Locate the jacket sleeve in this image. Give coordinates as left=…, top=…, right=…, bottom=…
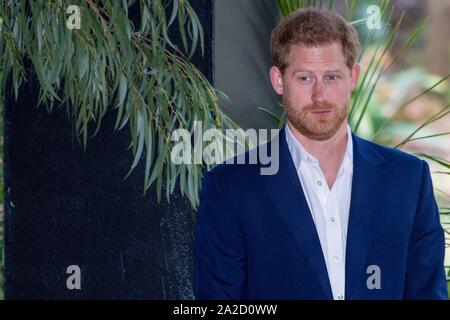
left=194, top=169, right=248, bottom=299
left=404, top=160, right=448, bottom=299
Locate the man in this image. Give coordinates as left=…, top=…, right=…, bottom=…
left=195, top=8, right=448, bottom=300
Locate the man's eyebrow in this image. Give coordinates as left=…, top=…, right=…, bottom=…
left=292, top=69, right=313, bottom=73
left=326, top=70, right=345, bottom=74
left=292, top=69, right=345, bottom=74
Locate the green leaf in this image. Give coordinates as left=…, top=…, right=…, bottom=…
left=168, top=0, right=179, bottom=27
left=258, top=107, right=282, bottom=123
left=415, top=153, right=450, bottom=170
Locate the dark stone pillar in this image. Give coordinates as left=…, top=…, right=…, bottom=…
left=4, top=0, right=213, bottom=299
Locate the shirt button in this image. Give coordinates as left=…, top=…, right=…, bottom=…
left=330, top=217, right=335, bottom=223
left=333, top=256, right=339, bottom=261
left=337, top=295, right=344, bottom=300
left=317, top=181, right=322, bottom=186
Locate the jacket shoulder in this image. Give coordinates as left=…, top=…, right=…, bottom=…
left=355, top=135, right=424, bottom=169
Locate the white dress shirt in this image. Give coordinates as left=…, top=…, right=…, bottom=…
left=285, top=123, right=354, bottom=300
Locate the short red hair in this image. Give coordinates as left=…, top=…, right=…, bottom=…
left=271, top=8, right=361, bottom=72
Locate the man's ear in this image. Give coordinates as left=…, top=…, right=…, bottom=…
left=350, top=63, right=360, bottom=91
left=269, top=66, right=284, bottom=95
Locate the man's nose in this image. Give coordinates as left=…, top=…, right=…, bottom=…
left=312, top=80, right=325, bottom=102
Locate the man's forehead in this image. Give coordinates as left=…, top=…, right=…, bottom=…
left=286, top=42, right=347, bottom=67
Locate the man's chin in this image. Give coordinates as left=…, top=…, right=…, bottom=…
left=297, top=122, right=340, bottom=141
left=305, top=131, right=337, bottom=141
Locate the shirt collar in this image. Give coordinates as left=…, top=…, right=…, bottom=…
left=285, top=122, right=353, bottom=170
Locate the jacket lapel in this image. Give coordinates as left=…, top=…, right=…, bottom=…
left=262, top=127, right=333, bottom=299
left=262, top=127, right=387, bottom=299
left=345, top=133, right=386, bottom=299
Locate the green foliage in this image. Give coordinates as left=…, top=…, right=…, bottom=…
left=0, top=211, right=2, bottom=300
left=0, top=108, right=3, bottom=300
left=0, top=0, right=240, bottom=209
left=448, top=279, right=450, bottom=298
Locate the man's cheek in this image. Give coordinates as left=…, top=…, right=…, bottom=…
left=293, top=90, right=312, bottom=103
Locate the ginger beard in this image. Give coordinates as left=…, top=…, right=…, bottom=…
left=283, top=95, right=348, bottom=141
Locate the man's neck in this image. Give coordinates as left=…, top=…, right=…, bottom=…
left=287, top=121, right=348, bottom=159
left=287, top=121, right=349, bottom=188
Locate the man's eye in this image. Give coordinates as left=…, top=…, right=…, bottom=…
left=326, top=75, right=338, bottom=80
left=298, top=76, right=310, bottom=81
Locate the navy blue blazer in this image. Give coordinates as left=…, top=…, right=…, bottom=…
left=195, top=126, right=448, bottom=299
